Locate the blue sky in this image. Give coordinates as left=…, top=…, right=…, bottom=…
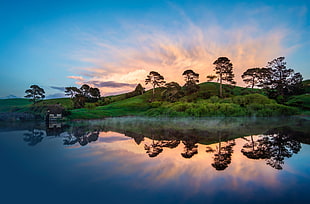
left=1, top=0, right=309, bottom=98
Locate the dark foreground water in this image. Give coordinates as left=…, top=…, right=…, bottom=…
left=0, top=117, right=309, bottom=204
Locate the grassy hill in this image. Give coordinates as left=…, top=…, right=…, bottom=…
left=1, top=81, right=308, bottom=120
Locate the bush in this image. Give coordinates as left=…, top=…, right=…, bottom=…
left=85, top=103, right=96, bottom=110
left=233, top=94, right=273, bottom=106
left=208, top=96, right=220, bottom=103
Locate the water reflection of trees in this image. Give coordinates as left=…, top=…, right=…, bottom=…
left=206, top=132, right=235, bottom=171
left=181, top=135, right=198, bottom=159
left=23, top=129, right=45, bottom=146
left=241, top=127, right=302, bottom=170
left=19, top=119, right=308, bottom=171
left=144, top=130, right=180, bottom=157
left=63, top=126, right=99, bottom=146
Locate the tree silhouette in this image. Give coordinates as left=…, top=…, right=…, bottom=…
left=162, top=82, right=183, bottom=102
left=183, top=69, right=199, bottom=84
left=65, top=87, right=81, bottom=98
left=89, top=87, right=101, bottom=100
left=241, top=135, right=271, bottom=160
left=241, top=68, right=270, bottom=89
left=80, top=84, right=90, bottom=97
left=206, top=132, right=235, bottom=171
left=182, top=70, right=200, bottom=95
left=24, top=85, right=45, bottom=104
left=145, top=71, right=166, bottom=99
left=181, top=135, right=198, bottom=159
left=263, top=57, right=304, bottom=101
left=213, top=57, right=236, bottom=98
left=264, top=127, right=301, bottom=170
left=63, top=126, right=99, bottom=147
left=144, top=139, right=163, bottom=157
left=242, top=127, right=302, bottom=170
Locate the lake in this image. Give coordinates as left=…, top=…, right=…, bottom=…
left=0, top=117, right=309, bottom=204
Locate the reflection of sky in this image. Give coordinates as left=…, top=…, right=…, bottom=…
left=69, top=132, right=308, bottom=198
left=1, top=129, right=310, bottom=203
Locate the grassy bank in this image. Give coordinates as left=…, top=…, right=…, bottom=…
left=1, top=82, right=308, bottom=120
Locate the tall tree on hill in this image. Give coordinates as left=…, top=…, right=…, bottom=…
left=162, top=82, right=183, bottom=102
left=241, top=68, right=270, bottom=89
left=182, top=69, right=200, bottom=94
left=89, top=87, right=101, bottom=99
left=145, top=71, right=166, bottom=99
left=80, top=84, right=91, bottom=97
left=24, top=85, right=45, bottom=104
left=263, top=57, right=304, bottom=100
left=183, top=69, right=199, bottom=84
left=65, top=87, right=81, bottom=98
left=213, top=57, right=236, bottom=98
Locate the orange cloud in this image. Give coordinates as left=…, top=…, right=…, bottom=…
left=68, top=18, right=293, bottom=95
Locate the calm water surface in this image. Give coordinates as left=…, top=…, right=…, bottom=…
left=0, top=117, right=309, bottom=204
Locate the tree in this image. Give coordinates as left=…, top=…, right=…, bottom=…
left=213, top=57, right=236, bottom=98
left=162, top=82, right=183, bottom=102
left=80, top=84, right=90, bottom=97
left=65, top=87, right=81, bottom=98
left=241, top=68, right=270, bottom=89
left=206, top=75, right=217, bottom=82
left=24, top=85, right=45, bottom=104
left=145, top=71, right=166, bottom=99
left=73, top=94, right=86, bottom=108
left=89, top=87, right=101, bottom=99
left=263, top=57, right=304, bottom=100
left=134, top=83, right=145, bottom=95
left=182, top=70, right=200, bottom=94
left=183, top=69, right=199, bottom=84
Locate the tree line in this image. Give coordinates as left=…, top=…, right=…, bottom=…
left=24, top=56, right=304, bottom=105
left=144, top=56, right=304, bottom=102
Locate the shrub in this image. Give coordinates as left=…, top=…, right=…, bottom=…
left=85, top=103, right=96, bottom=110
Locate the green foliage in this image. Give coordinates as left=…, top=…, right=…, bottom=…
left=286, top=94, right=310, bottom=110
left=24, top=85, right=45, bottom=104
left=85, top=103, right=96, bottom=110
left=232, top=94, right=273, bottom=106
left=302, top=80, right=310, bottom=93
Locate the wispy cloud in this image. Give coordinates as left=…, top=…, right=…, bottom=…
left=46, top=93, right=66, bottom=99
left=50, top=86, right=65, bottom=91
left=89, top=81, right=136, bottom=88
left=67, top=4, right=298, bottom=95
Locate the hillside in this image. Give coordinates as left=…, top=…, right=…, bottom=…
left=1, top=81, right=309, bottom=120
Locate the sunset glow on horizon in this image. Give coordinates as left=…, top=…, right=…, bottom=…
left=1, top=0, right=309, bottom=98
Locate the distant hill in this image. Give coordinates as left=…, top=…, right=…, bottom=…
left=0, top=95, right=18, bottom=99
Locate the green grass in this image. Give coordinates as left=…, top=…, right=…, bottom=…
left=39, top=98, right=73, bottom=109
left=1, top=81, right=308, bottom=120
left=0, top=98, right=32, bottom=112
left=286, top=94, right=310, bottom=110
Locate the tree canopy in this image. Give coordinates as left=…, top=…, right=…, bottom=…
left=213, top=57, right=236, bottom=98
left=24, top=85, right=45, bottom=104
left=262, top=57, right=304, bottom=101
left=145, top=71, right=165, bottom=99
left=242, top=67, right=270, bottom=89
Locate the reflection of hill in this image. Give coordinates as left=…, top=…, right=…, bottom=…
left=97, top=117, right=310, bottom=145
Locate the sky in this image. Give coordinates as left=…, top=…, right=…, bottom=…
left=0, top=0, right=309, bottom=98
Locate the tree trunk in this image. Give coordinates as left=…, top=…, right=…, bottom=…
left=219, top=75, right=223, bottom=98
